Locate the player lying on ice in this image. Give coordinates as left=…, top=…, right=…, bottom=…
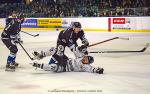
left=31, top=46, right=104, bottom=74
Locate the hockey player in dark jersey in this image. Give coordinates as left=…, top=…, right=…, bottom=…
left=1, top=13, right=25, bottom=71
left=48, top=22, right=89, bottom=65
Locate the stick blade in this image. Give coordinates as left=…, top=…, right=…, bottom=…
left=119, top=37, right=129, bottom=40
left=34, top=34, right=39, bottom=37
left=145, top=43, right=149, bottom=48
left=141, top=43, right=149, bottom=52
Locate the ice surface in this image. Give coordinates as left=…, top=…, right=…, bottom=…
left=0, top=30, right=150, bottom=94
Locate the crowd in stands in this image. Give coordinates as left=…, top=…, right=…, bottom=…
left=0, top=0, right=150, bottom=18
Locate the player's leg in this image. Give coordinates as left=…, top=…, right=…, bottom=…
left=48, top=44, right=66, bottom=64
left=2, top=39, right=18, bottom=71
left=32, top=47, right=57, bottom=60
left=56, top=44, right=65, bottom=56
left=32, top=62, right=65, bottom=73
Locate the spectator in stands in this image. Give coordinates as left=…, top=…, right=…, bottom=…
left=0, top=0, right=149, bottom=17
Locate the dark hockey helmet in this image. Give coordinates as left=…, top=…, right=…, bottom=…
left=72, top=22, right=81, bottom=28
left=10, top=11, right=17, bottom=18
left=17, top=13, right=24, bottom=19
left=87, top=56, right=94, bottom=64
left=17, top=13, right=25, bottom=23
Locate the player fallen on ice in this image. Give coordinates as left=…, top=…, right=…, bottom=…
left=1, top=13, right=25, bottom=71
left=31, top=47, right=104, bottom=74
left=49, top=22, right=89, bottom=65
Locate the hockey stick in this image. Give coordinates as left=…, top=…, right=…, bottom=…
left=88, top=37, right=129, bottom=47
left=20, top=31, right=39, bottom=37
left=18, top=42, right=34, bottom=60
left=89, top=43, right=149, bottom=53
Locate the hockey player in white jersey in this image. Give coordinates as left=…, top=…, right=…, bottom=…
left=31, top=46, right=104, bottom=74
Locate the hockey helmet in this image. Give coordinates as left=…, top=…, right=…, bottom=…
left=87, top=56, right=94, bottom=64
left=72, top=22, right=81, bottom=28
left=17, top=13, right=25, bottom=19
left=11, top=11, right=17, bottom=18
left=82, top=56, right=94, bottom=64
left=17, top=13, right=25, bottom=23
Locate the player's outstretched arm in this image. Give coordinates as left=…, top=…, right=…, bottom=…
left=83, top=64, right=104, bottom=74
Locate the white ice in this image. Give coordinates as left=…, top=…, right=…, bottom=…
left=0, top=30, right=150, bottom=94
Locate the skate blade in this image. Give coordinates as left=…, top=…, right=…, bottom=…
left=5, top=68, right=15, bottom=72
left=15, top=64, right=19, bottom=67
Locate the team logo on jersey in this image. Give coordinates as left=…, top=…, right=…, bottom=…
left=61, top=39, right=66, bottom=43
left=69, top=39, right=73, bottom=43
left=58, top=45, right=64, bottom=51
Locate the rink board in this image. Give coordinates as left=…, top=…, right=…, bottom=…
left=0, top=17, right=150, bottom=32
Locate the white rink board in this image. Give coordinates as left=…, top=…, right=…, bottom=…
left=0, top=17, right=150, bottom=31
left=62, top=17, right=108, bottom=29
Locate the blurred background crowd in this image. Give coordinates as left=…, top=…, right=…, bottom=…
left=0, top=0, right=150, bottom=18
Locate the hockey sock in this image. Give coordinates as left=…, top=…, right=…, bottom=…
left=7, top=54, right=16, bottom=64
left=48, top=57, right=56, bottom=64
left=13, top=56, right=16, bottom=62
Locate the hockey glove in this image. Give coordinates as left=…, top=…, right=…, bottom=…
left=11, top=34, right=23, bottom=44
left=78, top=45, right=87, bottom=53
left=14, top=38, right=23, bottom=44
left=82, top=40, right=89, bottom=46
left=94, top=67, right=104, bottom=74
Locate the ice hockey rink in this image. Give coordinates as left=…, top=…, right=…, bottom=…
left=0, top=30, right=150, bottom=94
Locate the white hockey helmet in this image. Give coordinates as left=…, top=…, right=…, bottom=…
left=87, top=56, right=94, bottom=64
left=82, top=56, right=94, bottom=64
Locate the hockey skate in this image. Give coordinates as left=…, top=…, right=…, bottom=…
left=14, top=62, right=19, bottom=67
left=30, top=62, right=43, bottom=70
left=95, top=67, right=104, bottom=74
left=5, top=63, right=15, bottom=72
left=32, top=62, right=42, bottom=68
left=32, top=51, right=44, bottom=60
